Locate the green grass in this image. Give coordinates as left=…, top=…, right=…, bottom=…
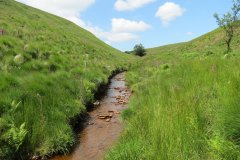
left=0, top=1, right=133, bottom=159
left=2, top=1, right=240, bottom=159
left=106, top=22, right=240, bottom=159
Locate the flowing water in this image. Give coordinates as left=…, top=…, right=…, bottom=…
left=52, top=72, right=130, bottom=160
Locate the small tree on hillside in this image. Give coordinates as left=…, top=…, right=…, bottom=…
left=214, top=13, right=234, bottom=53
left=133, top=44, right=146, bottom=57
left=232, top=0, right=240, bottom=20
left=214, top=0, right=240, bottom=53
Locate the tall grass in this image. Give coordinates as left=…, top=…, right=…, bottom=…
left=106, top=22, right=240, bottom=159
left=107, top=58, right=240, bottom=159
left=0, top=1, right=133, bottom=159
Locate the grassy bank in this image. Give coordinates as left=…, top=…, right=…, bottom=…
left=0, top=1, right=132, bottom=159
left=106, top=22, right=240, bottom=159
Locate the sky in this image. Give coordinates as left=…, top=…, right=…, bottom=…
left=16, top=0, right=233, bottom=51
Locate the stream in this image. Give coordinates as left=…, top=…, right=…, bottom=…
left=51, top=72, right=131, bottom=160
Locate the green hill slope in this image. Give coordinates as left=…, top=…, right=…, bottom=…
left=149, top=21, right=240, bottom=56
left=0, top=1, right=132, bottom=159
left=106, top=23, right=240, bottom=159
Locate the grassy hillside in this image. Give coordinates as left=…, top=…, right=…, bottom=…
left=106, top=22, right=240, bottom=159
left=0, top=1, right=132, bottom=159
left=149, top=21, right=240, bottom=56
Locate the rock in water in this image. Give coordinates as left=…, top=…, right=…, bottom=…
left=93, top=101, right=100, bottom=106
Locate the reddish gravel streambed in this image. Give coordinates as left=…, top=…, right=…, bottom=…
left=52, top=72, right=131, bottom=160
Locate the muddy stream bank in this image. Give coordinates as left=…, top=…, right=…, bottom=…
left=51, top=72, right=131, bottom=160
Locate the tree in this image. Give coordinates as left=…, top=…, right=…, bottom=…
left=214, top=13, right=234, bottom=53
left=232, top=0, right=240, bottom=20
left=214, top=0, right=240, bottom=53
left=133, top=44, right=146, bottom=57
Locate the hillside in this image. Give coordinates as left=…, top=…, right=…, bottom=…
left=0, top=1, right=132, bottom=159
left=106, top=22, right=240, bottom=159
left=149, top=21, right=240, bottom=56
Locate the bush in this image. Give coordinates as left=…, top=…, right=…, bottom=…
left=133, top=44, right=146, bottom=57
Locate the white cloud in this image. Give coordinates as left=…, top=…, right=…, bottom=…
left=16, top=0, right=141, bottom=43
left=85, top=24, right=139, bottom=42
left=112, top=18, right=151, bottom=32
left=186, top=32, right=193, bottom=36
left=16, top=0, right=95, bottom=19
left=106, top=32, right=138, bottom=42
left=115, top=0, right=155, bottom=11
left=156, top=2, right=185, bottom=26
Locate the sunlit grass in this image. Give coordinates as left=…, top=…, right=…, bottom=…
left=106, top=22, right=240, bottom=159
left=0, top=1, right=133, bottom=159
left=107, top=58, right=240, bottom=160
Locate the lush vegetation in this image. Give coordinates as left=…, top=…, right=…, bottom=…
left=0, top=1, right=132, bottom=159
left=106, top=21, right=240, bottom=159
left=1, top=0, right=240, bottom=160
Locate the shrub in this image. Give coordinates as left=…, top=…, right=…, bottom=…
left=133, top=44, right=146, bottom=57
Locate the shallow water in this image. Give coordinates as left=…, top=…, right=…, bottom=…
left=51, top=72, right=130, bottom=160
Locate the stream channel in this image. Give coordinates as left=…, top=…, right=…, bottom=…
left=52, top=72, right=131, bottom=160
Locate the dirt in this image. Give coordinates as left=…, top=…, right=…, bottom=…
left=51, top=72, right=131, bottom=160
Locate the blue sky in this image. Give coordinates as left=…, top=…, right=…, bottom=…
left=17, top=0, right=232, bottom=51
